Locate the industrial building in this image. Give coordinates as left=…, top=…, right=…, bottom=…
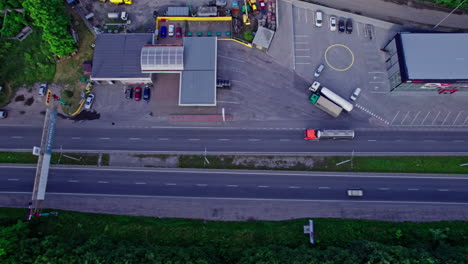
left=91, top=34, right=217, bottom=106
left=384, top=33, right=468, bottom=93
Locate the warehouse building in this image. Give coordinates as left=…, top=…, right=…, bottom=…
left=384, top=33, right=468, bottom=93
left=91, top=34, right=217, bottom=106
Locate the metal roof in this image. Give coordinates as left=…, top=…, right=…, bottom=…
left=91, top=34, right=152, bottom=79
left=166, top=7, right=189, bottom=16
left=141, top=45, right=184, bottom=72
left=179, top=37, right=217, bottom=106
left=399, top=33, right=468, bottom=80
left=252, top=26, right=275, bottom=49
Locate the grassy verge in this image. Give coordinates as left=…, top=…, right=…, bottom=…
left=101, top=153, right=110, bottom=166
left=0, top=152, right=104, bottom=166
left=54, top=10, right=94, bottom=115
left=0, top=152, right=38, bottom=164
left=1, top=208, right=468, bottom=263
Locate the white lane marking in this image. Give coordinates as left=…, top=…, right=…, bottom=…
left=423, top=140, right=436, bottom=142
left=99, top=138, right=111, bottom=140
left=368, top=139, right=377, bottom=142
left=226, top=185, right=238, bottom=187
left=438, top=189, right=449, bottom=192
left=452, top=111, right=462, bottom=125
left=280, top=139, right=290, bottom=141
left=68, top=180, right=79, bottom=183
left=432, top=111, right=441, bottom=125
left=98, top=181, right=109, bottom=183
left=318, top=186, right=331, bottom=189
left=129, top=138, right=141, bottom=140
left=408, top=188, right=419, bottom=191
left=158, top=138, right=169, bottom=141
left=11, top=136, right=23, bottom=139
left=421, top=111, right=431, bottom=125
left=248, top=139, right=260, bottom=141
left=289, top=186, right=301, bottom=189
left=390, top=111, right=400, bottom=124
left=196, top=184, right=208, bottom=187
left=378, top=188, right=390, bottom=190
left=30, top=192, right=468, bottom=205
left=295, top=55, right=311, bottom=58
left=453, top=140, right=464, bottom=142
left=71, top=137, right=81, bottom=140
left=258, top=185, right=269, bottom=188
left=7, top=179, right=19, bottom=181
left=135, top=182, right=147, bottom=185
left=165, top=183, right=177, bottom=186
left=218, top=139, right=230, bottom=141
left=188, top=138, right=200, bottom=141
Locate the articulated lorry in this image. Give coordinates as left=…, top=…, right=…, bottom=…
left=320, top=87, right=353, bottom=112
left=304, top=129, right=355, bottom=140
left=309, top=93, right=342, bottom=118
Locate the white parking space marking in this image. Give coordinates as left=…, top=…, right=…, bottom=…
left=432, top=111, right=441, bottom=125
left=296, top=62, right=311, bottom=65
left=410, top=111, right=420, bottom=125
left=390, top=111, right=400, bottom=125
left=295, top=55, right=311, bottom=58
left=296, top=49, right=310, bottom=51
left=11, top=136, right=23, bottom=139
left=401, top=111, right=410, bottom=125
left=464, top=116, right=468, bottom=125
left=295, top=35, right=309, bottom=38
left=421, top=112, right=431, bottom=125
left=442, top=112, right=451, bottom=125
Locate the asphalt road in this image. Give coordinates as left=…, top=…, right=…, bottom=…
left=0, top=126, right=467, bottom=154
left=2, top=166, right=468, bottom=203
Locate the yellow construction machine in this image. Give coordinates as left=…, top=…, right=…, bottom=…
left=109, top=0, right=132, bottom=4
left=242, top=0, right=251, bottom=25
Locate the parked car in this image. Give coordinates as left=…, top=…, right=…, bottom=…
left=84, top=93, right=95, bottom=109
left=134, top=87, right=142, bottom=101
left=176, top=27, right=182, bottom=37
left=143, top=86, right=151, bottom=102
left=338, top=18, right=345, bottom=33
left=168, top=24, right=175, bottom=37
left=39, top=83, right=48, bottom=96
left=0, top=110, right=8, bottom=119
left=329, top=16, right=337, bottom=31
left=315, top=11, right=323, bottom=27
left=125, top=87, right=133, bottom=99
left=350, top=87, right=361, bottom=101
left=259, top=0, right=266, bottom=10
left=346, top=18, right=353, bottom=34
left=160, top=26, right=167, bottom=38
left=314, top=64, right=324, bottom=77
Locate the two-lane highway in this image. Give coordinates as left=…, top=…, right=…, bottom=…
left=2, top=166, right=468, bottom=204
left=0, top=126, right=468, bottom=153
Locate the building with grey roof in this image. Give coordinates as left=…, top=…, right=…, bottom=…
left=384, top=33, right=468, bottom=92
left=91, top=34, right=217, bottom=106
left=91, top=34, right=153, bottom=84
left=252, top=26, right=275, bottom=50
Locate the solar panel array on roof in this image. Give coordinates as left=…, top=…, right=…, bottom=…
left=141, top=45, right=184, bottom=72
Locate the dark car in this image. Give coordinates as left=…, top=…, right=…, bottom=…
left=143, top=86, right=151, bottom=102
left=125, top=87, right=133, bottom=99
left=134, top=87, right=142, bottom=101
left=175, top=27, right=182, bottom=38
left=345, top=18, right=353, bottom=34
left=338, top=18, right=345, bottom=33
left=160, top=26, right=167, bottom=38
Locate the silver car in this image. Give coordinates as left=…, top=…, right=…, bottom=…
left=314, top=64, right=324, bottom=77
left=350, top=87, right=361, bottom=101
left=39, top=83, right=48, bottom=96
left=84, top=93, right=95, bottom=110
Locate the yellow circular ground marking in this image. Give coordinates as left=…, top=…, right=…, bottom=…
left=324, top=44, right=354, bottom=71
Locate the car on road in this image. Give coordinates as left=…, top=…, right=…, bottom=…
left=160, top=26, right=167, bottom=38
left=315, top=11, right=323, bottom=27
left=350, top=87, right=361, bottom=101
left=39, top=83, right=48, bottom=96
left=134, top=87, right=142, bottom=101
left=168, top=24, right=175, bottom=37
left=329, top=16, right=336, bottom=31
left=338, top=18, right=345, bottom=33
left=143, top=86, right=151, bottom=102
left=314, top=64, right=324, bottom=77
left=347, top=189, right=363, bottom=197
left=259, top=0, right=266, bottom=10
left=0, top=110, right=8, bottom=119
left=84, top=93, right=95, bottom=110
left=176, top=27, right=182, bottom=37
left=346, top=18, right=353, bottom=34
left=125, top=87, right=133, bottom=99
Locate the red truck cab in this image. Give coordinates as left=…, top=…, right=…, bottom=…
left=304, top=129, right=317, bottom=140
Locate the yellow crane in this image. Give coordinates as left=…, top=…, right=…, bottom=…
left=109, top=0, right=132, bottom=4
left=242, top=0, right=251, bottom=25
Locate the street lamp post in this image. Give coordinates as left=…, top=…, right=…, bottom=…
left=433, top=0, right=467, bottom=29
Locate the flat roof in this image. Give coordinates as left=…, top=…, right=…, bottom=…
left=399, top=33, right=468, bottom=80
left=252, top=26, right=275, bottom=49
left=92, top=34, right=153, bottom=79
left=179, top=37, right=217, bottom=106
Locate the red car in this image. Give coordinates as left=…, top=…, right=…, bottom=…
left=176, top=27, right=182, bottom=38
left=259, top=0, right=266, bottom=10
left=134, top=87, right=142, bottom=101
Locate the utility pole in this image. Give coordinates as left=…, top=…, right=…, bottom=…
left=433, top=0, right=466, bottom=29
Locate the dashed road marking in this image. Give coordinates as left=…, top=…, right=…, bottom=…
left=72, top=137, right=81, bottom=140
left=11, top=136, right=23, bottom=139
left=226, top=185, right=238, bottom=187
left=248, top=139, right=260, bottom=141
left=188, top=138, right=200, bottom=141
left=368, top=140, right=377, bottom=142
left=218, top=139, right=230, bottom=141
left=318, top=186, right=331, bottom=190
left=280, top=139, right=291, bottom=142
left=378, top=188, right=390, bottom=190
left=165, top=183, right=177, bottom=186
left=98, top=181, right=109, bottom=184
left=129, top=138, right=141, bottom=140
left=289, top=186, right=301, bottom=189
left=196, top=184, right=208, bottom=187
left=68, top=180, right=79, bottom=183
left=258, top=185, right=269, bottom=188
left=135, top=182, right=147, bottom=185
left=99, top=137, right=111, bottom=140
left=7, top=179, right=19, bottom=181
left=408, top=188, right=419, bottom=191
left=158, top=138, right=169, bottom=141
left=438, top=189, right=449, bottom=192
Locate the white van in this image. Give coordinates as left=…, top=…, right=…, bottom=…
left=168, top=24, right=175, bottom=37
left=347, top=189, right=363, bottom=197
